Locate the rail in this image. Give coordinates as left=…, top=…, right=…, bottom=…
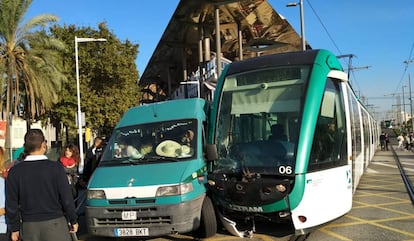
left=391, top=145, right=414, bottom=204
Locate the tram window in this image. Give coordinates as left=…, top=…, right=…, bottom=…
left=309, top=78, right=347, bottom=172
left=349, top=92, right=361, bottom=156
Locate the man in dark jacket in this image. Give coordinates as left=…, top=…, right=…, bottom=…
left=379, top=132, right=386, bottom=150
left=6, top=129, right=78, bottom=241
left=83, top=136, right=103, bottom=182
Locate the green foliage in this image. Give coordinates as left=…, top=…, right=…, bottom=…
left=0, top=0, right=141, bottom=143
left=0, top=0, right=64, bottom=121
left=48, top=22, right=141, bottom=138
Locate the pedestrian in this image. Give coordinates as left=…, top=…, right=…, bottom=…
left=0, top=147, right=8, bottom=241
left=397, top=133, right=404, bottom=150
left=59, top=143, right=81, bottom=197
left=379, top=132, right=386, bottom=151
left=2, top=146, right=25, bottom=179
left=59, top=143, right=80, bottom=173
left=6, top=129, right=78, bottom=241
left=83, top=136, right=103, bottom=182
left=385, top=133, right=389, bottom=151
left=405, top=134, right=411, bottom=151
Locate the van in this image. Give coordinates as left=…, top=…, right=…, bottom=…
left=85, top=98, right=216, bottom=238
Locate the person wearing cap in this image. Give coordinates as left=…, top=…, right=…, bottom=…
left=6, top=129, right=78, bottom=241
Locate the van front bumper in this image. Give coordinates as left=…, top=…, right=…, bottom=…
left=86, top=194, right=205, bottom=237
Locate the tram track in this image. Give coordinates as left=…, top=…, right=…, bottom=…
left=390, top=145, right=414, bottom=204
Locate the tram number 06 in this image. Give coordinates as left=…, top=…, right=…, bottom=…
left=278, top=165, right=293, bottom=175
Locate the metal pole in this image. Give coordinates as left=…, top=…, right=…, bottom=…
left=409, top=74, right=413, bottom=132
left=75, top=36, right=84, bottom=172
left=299, top=0, right=306, bottom=51
left=237, top=21, right=243, bottom=60
left=8, top=113, right=12, bottom=161
left=402, top=86, right=406, bottom=129
left=74, top=36, right=106, bottom=173
left=215, top=6, right=222, bottom=78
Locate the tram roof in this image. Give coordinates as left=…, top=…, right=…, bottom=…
left=139, top=0, right=308, bottom=97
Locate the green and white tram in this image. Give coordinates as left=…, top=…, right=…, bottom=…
left=206, top=49, right=379, bottom=237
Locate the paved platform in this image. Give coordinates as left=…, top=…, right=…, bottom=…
left=307, top=147, right=414, bottom=241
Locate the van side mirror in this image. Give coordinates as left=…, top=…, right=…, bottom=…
left=206, top=144, right=218, bottom=161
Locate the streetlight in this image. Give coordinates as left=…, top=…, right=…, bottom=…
left=75, top=36, right=107, bottom=173
left=287, top=0, right=305, bottom=51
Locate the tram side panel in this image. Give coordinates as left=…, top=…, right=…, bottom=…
left=291, top=71, right=376, bottom=231
left=291, top=72, right=353, bottom=231
left=347, top=87, right=366, bottom=192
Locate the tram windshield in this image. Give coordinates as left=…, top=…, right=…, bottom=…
left=100, top=119, right=197, bottom=166
left=212, top=66, right=310, bottom=176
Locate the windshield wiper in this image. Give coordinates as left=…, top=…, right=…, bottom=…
left=125, top=156, right=179, bottom=163
left=143, top=156, right=180, bottom=162
left=121, top=158, right=142, bottom=165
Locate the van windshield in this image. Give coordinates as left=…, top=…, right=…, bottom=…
left=100, top=119, right=197, bottom=165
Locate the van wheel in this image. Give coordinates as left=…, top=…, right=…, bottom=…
left=196, top=196, right=217, bottom=238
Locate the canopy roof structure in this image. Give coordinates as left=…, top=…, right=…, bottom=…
left=139, top=0, right=308, bottom=102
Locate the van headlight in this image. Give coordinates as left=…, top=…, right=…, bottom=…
left=156, top=183, right=193, bottom=197
left=87, top=190, right=106, bottom=200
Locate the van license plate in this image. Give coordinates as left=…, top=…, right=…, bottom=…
left=115, top=228, right=149, bottom=237
left=121, top=211, right=137, bottom=220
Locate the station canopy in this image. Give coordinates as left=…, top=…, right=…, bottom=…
left=139, top=0, right=308, bottom=103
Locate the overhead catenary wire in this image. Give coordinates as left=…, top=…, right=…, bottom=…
left=393, top=42, right=414, bottom=95
left=305, top=0, right=342, bottom=56
left=303, top=2, right=413, bottom=113
left=305, top=0, right=368, bottom=100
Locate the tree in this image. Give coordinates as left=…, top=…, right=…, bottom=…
left=48, top=22, right=140, bottom=140
left=0, top=0, right=66, bottom=157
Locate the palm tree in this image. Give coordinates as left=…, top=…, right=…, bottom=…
left=0, top=0, right=66, bottom=157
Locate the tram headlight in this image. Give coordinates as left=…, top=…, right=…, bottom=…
left=156, top=183, right=193, bottom=197
left=276, top=184, right=287, bottom=193
left=87, top=190, right=106, bottom=200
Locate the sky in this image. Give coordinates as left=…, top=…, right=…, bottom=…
left=25, top=0, right=414, bottom=121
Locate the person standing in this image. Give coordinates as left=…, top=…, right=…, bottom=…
left=59, top=143, right=81, bottom=197
left=385, top=133, right=390, bottom=151
left=83, top=136, right=103, bottom=182
left=405, top=134, right=411, bottom=151
left=397, top=133, right=404, bottom=150
left=0, top=147, right=8, bottom=241
left=379, top=132, right=386, bottom=151
left=59, top=143, right=80, bottom=173
left=6, top=129, right=78, bottom=241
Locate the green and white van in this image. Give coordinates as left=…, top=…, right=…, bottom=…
left=85, top=98, right=216, bottom=238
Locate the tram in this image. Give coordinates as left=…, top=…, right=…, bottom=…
left=206, top=49, right=379, bottom=237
